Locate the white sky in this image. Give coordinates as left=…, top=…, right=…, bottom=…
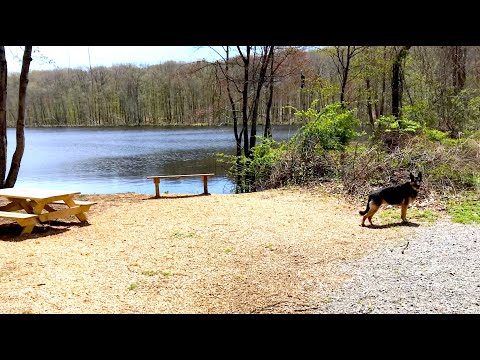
left=5, top=46, right=222, bottom=73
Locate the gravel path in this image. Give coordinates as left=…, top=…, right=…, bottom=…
left=318, top=221, right=480, bottom=314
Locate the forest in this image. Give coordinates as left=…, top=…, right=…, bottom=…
left=5, top=46, right=480, bottom=133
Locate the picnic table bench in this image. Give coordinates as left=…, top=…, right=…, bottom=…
left=0, top=211, right=40, bottom=234
left=0, top=188, right=96, bottom=235
left=146, top=173, right=215, bottom=198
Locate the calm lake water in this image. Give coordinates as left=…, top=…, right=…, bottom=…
left=6, top=125, right=299, bottom=195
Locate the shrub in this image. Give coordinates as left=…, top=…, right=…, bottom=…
left=217, top=136, right=286, bottom=193
left=291, top=101, right=362, bottom=152
left=424, top=128, right=449, bottom=142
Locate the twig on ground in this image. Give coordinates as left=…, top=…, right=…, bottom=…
left=401, top=241, right=410, bottom=254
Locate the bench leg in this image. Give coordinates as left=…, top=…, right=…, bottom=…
left=154, top=178, right=160, bottom=198
left=203, top=175, right=210, bottom=195
left=63, top=198, right=87, bottom=222
left=20, top=225, right=35, bottom=235
left=17, top=218, right=40, bottom=235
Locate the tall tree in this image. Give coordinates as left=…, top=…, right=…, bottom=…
left=0, top=46, right=33, bottom=188
left=451, top=46, right=467, bottom=95
left=264, top=46, right=275, bottom=138
left=330, top=46, right=365, bottom=106
left=212, top=46, right=278, bottom=192
left=391, top=46, right=411, bottom=118
left=214, top=46, right=274, bottom=158
left=0, top=47, right=7, bottom=185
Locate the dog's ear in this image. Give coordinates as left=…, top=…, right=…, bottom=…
left=418, top=172, right=422, bottom=181
left=410, top=173, right=414, bottom=181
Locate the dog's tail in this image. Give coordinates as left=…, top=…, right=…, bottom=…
left=359, top=195, right=371, bottom=216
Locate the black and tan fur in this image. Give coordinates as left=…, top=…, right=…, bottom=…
left=359, top=172, right=422, bottom=226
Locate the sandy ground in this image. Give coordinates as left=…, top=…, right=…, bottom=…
left=0, top=187, right=421, bottom=314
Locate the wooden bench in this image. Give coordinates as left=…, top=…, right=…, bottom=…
left=50, top=200, right=97, bottom=212
left=0, top=211, right=40, bottom=235
left=146, top=173, right=215, bottom=198
left=39, top=200, right=97, bottom=222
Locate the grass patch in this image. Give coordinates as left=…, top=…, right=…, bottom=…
left=447, top=194, right=480, bottom=224
left=264, top=243, right=275, bottom=251
left=128, top=283, right=138, bottom=291
left=378, top=206, right=440, bottom=225
left=141, top=270, right=159, bottom=276
left=141, top=270, right=172, bottom=277
left=171, top=231, right=195, bottom=239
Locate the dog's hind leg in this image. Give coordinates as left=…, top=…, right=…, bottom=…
left=362, top=203, right=380, bottom=226
left=401, top=204, right=408, bottom=222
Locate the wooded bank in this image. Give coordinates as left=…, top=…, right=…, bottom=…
left=6, top=46, right=480, bottom=136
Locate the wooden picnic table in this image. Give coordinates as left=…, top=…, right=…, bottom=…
left=0, top=187, right=96, bottom=235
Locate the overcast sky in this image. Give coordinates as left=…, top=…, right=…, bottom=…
left=5, top=46, right=222, bottom=73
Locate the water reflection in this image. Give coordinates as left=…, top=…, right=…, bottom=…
left=8, top=125, right=298, bottom=195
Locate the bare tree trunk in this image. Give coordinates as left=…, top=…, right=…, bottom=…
left=391, top=46, right=411, bottom=118
left=451, top=46, right=467, bottom=95
left=249, top=46, right=272, bottom=153
left=378, top=46, right=387, bottom=117
left=224, top=48, right=241, bottom=155
left=365, top=78, right=376, bottom=128
left=238, top=46, right=250, bottom=158
left=340, top=46, right=351, bottom=105
left=0, top=47, right=7, bottom=187
left=5, top=46, right=32, bottom=187
left=264, top=46, right=275, bottom=138
left=332, top=46, right=365, bottom=108
left=224, top=47, right=243, bottom=193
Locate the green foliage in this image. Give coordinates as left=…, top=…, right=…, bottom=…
left=292, top=101, right=362, bottom=151
left=307, top=76, right=340, bottom=104
left=249, top=136, right=285, bottom=177
left=371, top=105, right=425, bottom=150
left=217, top=136, right=286, bottom=193
left=375, top=114, right=422, bottom=135
left=430, top=159, right=479, bottom=190
left=401, top=100, right=435, bottom=129
left=425, top=128, right=449, bottom=142
left=449, top=89, right=480, bottom=132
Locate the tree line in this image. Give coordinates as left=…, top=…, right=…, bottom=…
left=5, top=48, right=311, bottom=127
left=5, top=46, right=480, bottom=136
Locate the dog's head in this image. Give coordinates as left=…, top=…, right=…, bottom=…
left=409, top=172, right=422, bottom=189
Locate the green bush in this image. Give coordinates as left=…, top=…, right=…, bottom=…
left=401, top=100, right=435, bottom=128
left=449, top=90, right=480, bottom=132
left=425, top=128, right=449, bottom=142
left=375, top=114, right=422, bottom=135
left=248, top=137, right=285, bottom=187
left=292, top=101, right=362, bottom=151
left=217, top=136, right=286, bottom=193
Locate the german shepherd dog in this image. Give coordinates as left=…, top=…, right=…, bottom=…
left=359, top=172, right=422, bottom=226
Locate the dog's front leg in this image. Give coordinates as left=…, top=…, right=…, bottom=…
left=401, top=204, right=408, bottom=222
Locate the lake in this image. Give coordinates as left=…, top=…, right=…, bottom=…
left=6, top=125, right=299, bottom=196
